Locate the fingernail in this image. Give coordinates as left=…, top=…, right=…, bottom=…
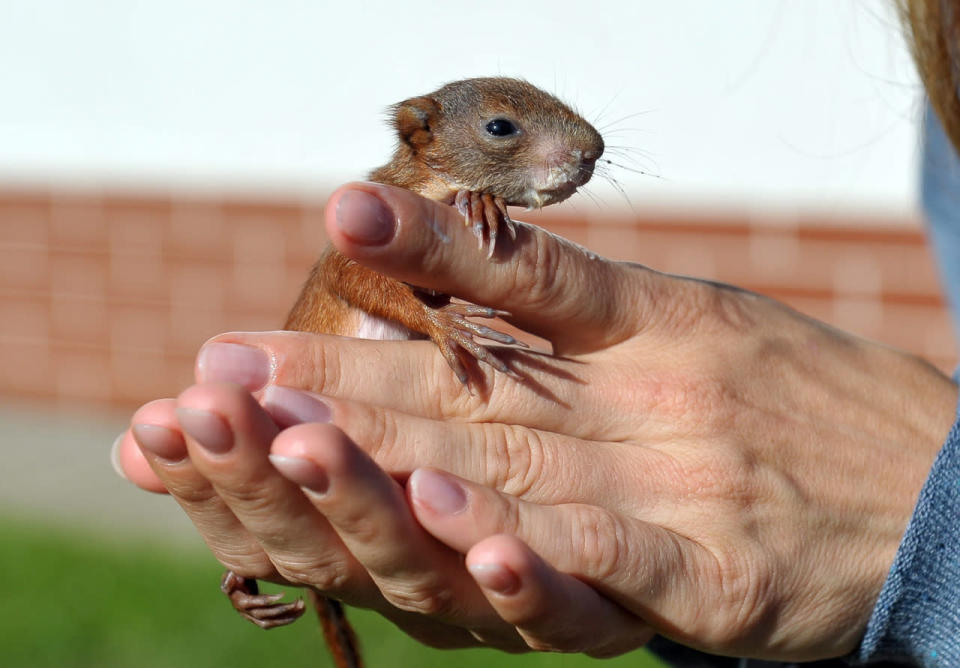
left=468, top=562, right=520, bottom=595
left=268, top=455, right=329, bottom=495
left=410, top=469, right=467, bottom=515
left=196, top=342, right=271, bottom=391
left=110, top=433, right=129, bottom=480
left=336, top=189, right=396, bottom=246
left=175, top=408, right=233, bottom=454
left=262, top=386, right=332, bottom=429
left=132, top=423, right=186, bottom=461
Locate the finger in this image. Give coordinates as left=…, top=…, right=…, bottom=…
left=194, top=332, right=616, bottom=438
left=466, top=534, right=654, bottom=657
left=408, top=468, right=707, bottom=625
left=112, top=428, right=167, bottom=493
left=129, top=398, right=274, bottom=580
left=268, top=420, right=518, bottom=644
left=194, top=335, right=680, bottom=486
left=258, top=385, right=659, bottom=510
left=324, top=182, right=657, bottom=354
left=174, top=382, right=375, bottom=602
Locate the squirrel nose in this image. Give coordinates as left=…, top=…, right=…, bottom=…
left=574, top=146, right=603, bottom=162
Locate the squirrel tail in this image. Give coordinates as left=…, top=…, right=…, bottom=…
left=308, top=590, right=364, bottom=668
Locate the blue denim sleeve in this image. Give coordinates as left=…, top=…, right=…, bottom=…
left=853, top=103, right=960, bottom=666
left=921, top=103, right=960, bottom=337
left=854, top=397, right=960, bottom=666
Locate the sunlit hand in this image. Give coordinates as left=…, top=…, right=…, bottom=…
left=116, top=182, right=958, bottom=660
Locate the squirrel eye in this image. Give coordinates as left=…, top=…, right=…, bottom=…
left=485, top=119, right=518, bottom=137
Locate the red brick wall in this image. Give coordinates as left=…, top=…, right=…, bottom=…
left=1, top=188, right=956, bottom=408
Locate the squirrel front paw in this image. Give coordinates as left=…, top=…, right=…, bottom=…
left=422, top=302, right=526, bottom=385
left=454, top=190, right=517, bottom=258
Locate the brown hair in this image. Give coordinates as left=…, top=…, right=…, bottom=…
left=898, top=0, right=960, bottom=151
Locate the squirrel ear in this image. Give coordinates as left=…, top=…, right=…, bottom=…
left=394, top=97, right=438, bottom=148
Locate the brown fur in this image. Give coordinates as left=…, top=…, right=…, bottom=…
left=281, top=78, right=604, bottom=668
left=309, top=591, right=363, bottom=668
left=286, top=77, right=604, bottom=342
left=284, top=246, right=444, bottom=340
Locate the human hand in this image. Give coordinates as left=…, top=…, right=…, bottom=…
left=115, top=182, right=958, bottom=660
left=112, top=179, right=658, bottom=653
left=116, top=380, right=558, bottom=651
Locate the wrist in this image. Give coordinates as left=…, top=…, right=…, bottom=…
left=856, top=387, right=960, bottom=664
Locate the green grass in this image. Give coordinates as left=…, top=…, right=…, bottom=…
left=0, top=514, right=664, bottom=667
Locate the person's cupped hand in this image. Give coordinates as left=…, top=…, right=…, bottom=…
left=115, top=182, right=959, bottom=661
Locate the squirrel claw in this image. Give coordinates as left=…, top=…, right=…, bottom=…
left=493, top=197, right=517, bottom=240
left=427, top=301, right=522, bottom=384
left=438, top=304, right=529, bottom=348
left=220, top=570, right=306, bottom=630
left=454, top=189, right=517, bottom=256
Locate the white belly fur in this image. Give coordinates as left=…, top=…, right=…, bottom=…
left=354, top=312, right=422, bottom=341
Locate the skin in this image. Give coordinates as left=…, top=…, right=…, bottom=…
left=115, top=182, right=959, bottom=661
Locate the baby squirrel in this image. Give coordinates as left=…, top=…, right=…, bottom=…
left=221, top=77, right=605, bottom=668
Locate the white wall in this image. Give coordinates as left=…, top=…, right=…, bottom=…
left=0, top=0, right=922, bottom=214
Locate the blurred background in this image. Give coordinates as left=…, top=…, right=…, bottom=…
left=2, top=1, right=957, bottom=666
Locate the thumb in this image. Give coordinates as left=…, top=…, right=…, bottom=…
left=324, top=182, right=663, bottom=354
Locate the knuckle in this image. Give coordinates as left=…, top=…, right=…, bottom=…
left=276, top=558, right=352, bottom=594
left=568, top=505, right=626, bottom=581
left=505, top=235, right=559, bottom=305
left=304, top=332, right=345, bottom=397
left=219, top=483, right=278, bottom=515
left=273, top=331, right=341, bottom=395
left=163, top=479, right=221, bottom=505
left=703, top=282, right=763, bottom=334
left=486, top=425, right=542, bottom=499
left=715, top=549, right=775, bottom=642
left=513, top=234, right=564, bottom=310
left=655, top=278, right=712, bottom=333
left=337, top=400, right=393, bottom=463
left=688, top=546, right=772, bottom=646
left=667, top=278, right=763, bottom=338
left=381, top=577, right=458, bottom=617
left=335, top=506, right=389, bottom=546
left=309, top=568, right=353, bottom=594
